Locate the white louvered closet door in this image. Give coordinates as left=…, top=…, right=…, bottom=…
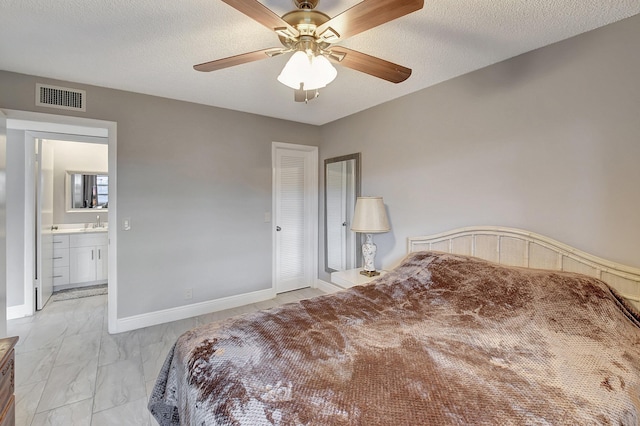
left=273, top=143, right=318, bottom=293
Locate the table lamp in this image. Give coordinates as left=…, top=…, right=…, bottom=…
left=350, top=196, right=391, bottom=277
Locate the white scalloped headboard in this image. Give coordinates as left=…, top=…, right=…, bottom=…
left=408, top=226, right=640, bottom=310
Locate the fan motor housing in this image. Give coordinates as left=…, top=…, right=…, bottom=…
left=278, top=9, right=331, bottom=48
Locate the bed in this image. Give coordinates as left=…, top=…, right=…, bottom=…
left=149, top=226, right=640, bottom=425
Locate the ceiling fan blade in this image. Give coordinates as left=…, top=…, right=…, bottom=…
left=329, top=46, right=411, bottom=83
left=194, top=48, right=282, bottom=72
left=220, top=0, right=299, bottom=39
left=315, top=0, right=424, bottom=43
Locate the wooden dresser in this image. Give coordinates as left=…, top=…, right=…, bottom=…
left=0, top=337, right=18, bottom=426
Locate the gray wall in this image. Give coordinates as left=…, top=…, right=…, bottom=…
left=319, top=13, right=640, bottom=281
left=0, top=73, right=321, bottom=318
left=6, top=129, right=27, bottom=307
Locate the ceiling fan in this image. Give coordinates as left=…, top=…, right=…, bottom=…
left=194, top=0, right=424, bottom=102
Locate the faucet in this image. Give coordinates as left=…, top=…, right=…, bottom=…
left=95, top=215, right=101, bottom=228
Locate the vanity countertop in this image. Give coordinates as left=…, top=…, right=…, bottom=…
left=51, top=227, right=107, bottom=234
left=47, top=224, right=108, bottom=234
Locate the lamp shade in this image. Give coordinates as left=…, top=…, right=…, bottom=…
left=351, top=197, right=391, bottom=233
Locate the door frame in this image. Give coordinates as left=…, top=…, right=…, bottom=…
left=271, top=142, right=318, bottom=293
left=3, top=109, right=117, bottom=332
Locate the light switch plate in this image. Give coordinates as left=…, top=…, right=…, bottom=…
left=123, top=218, right=131, bottom=231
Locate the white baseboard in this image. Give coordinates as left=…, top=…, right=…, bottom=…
left=113, top=287, right=277, bottom=334
left=7, top=303, right=32, bottom=320
left=315, top=279, right=342, bottom=294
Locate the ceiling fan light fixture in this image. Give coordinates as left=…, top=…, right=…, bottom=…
left=309, top=54, right=337, bottom=87
left=196, top=0, right=423, bottom=98
left=277, top=50, right=337, bottom=91
left=278, top=51, right=311, bottom=89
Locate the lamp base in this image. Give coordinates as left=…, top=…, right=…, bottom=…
left=360, top=270, right=380, bottom=277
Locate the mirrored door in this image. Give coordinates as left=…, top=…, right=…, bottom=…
left=324, top=153, right=360, bottom=273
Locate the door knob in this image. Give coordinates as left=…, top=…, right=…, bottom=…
left=276, top=226, right=282, bottom=231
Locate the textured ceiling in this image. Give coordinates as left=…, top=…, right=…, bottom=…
left=0, top=0, right=638, bottom=125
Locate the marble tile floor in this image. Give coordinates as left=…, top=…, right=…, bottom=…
left=8, top=287, right=325, bottom=426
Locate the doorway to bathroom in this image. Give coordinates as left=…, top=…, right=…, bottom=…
left=5, top=110, right=117, bottom=328
left=35, top=137, right=109, bottom=309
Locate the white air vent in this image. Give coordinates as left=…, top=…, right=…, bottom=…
left=36, top=83, right=86, bottom=112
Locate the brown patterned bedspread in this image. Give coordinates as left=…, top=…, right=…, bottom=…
left=149, top=251, right=640, bottom=425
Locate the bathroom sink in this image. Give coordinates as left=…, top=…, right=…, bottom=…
left=80, top=227, right=108, bottom=233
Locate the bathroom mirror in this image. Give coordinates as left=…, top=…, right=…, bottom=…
left=66, top=171, right=109, bottom=211
left=324, top=153, right=361, bottom=273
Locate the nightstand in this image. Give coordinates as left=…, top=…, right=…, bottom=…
left=0, top=337, right=18, bottom=426
left=331, top=268, right=388, bottom=289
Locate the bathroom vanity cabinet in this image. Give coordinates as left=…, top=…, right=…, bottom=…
left=52, top=234, right=71, bottom=287
left=53, top=231, right=108, bottom=289
left=70, top=233, right=108, bottom=284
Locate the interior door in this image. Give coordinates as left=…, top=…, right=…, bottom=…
left=35, top=138, right=54, bottom=309
left=272, top=143, right=318, bottom=293
left=324, top=153, right=360, bottom=273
